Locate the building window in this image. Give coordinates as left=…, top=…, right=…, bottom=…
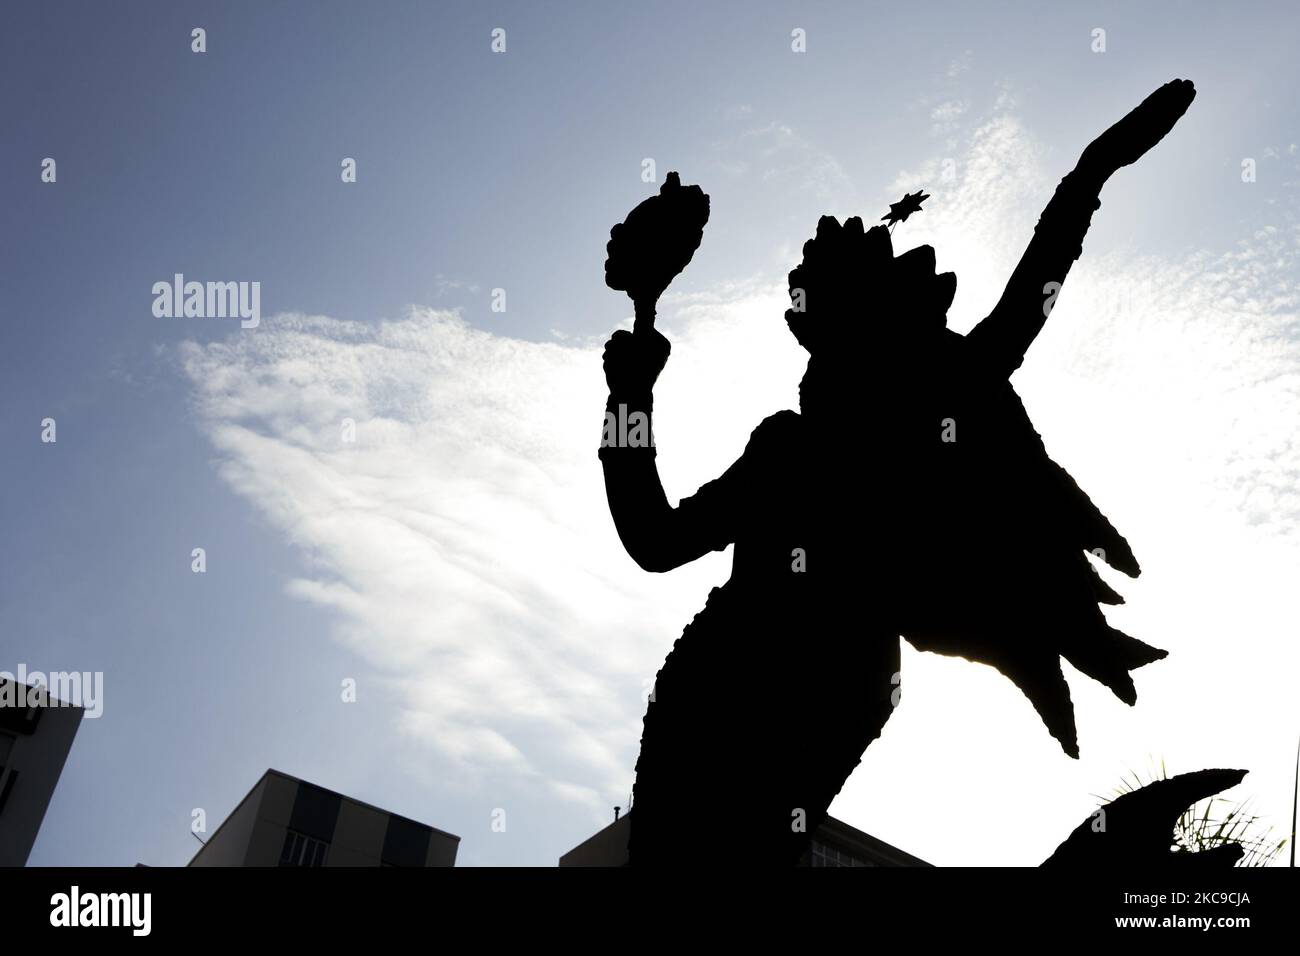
left=0, top=691, right=43, bottom=735
left=0, top=770, right=17, bottom=815
left=0, top=733, right=15, bottom=815
left=809, top=840, right=869, bottom=867
left=278, top=829, right=329, bottom=867
left=0, top=731, right=14, bottom=772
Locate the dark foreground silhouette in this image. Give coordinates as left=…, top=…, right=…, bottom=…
left=1044, top=769, right=1249, bottom=867
left=600, top=81, right=1199, bottom=866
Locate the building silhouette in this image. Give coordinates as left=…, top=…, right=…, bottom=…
left=0, top=678, right=84, bottom=867
left=189, top=769, right=460, bottom=867
left=559, top=810, right=930, bottom=867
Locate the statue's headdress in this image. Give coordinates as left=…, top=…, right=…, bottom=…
left=785, top=192, right=956, bottom=353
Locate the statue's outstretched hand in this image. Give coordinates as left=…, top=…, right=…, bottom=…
left=604, top=172, right=710, bottom=328
left=1078, top=78, right=1196, bottom=180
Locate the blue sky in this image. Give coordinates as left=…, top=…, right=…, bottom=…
left=4, top=1, right=1299, bottom=866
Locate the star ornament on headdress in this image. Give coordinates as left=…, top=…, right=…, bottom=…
left=881, top=189, right=929, bottom=232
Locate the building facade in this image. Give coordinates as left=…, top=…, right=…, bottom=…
left=189, top=769, right=460, bottom=867
left=0, top=679, right=85, bottom=867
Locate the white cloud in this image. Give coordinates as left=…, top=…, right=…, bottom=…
left=179, top=297, right=802, bottom=844
left=930, top=99, right=969, bottom=136
left=182, top=110, right=1300, bottom=866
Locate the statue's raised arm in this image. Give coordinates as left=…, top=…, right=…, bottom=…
left=967, top=79, right=1196, bottom=379
left=599, top=173, right=718, bottom=573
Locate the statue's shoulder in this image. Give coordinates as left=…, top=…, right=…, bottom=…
left=745, top=409, right=802, bottom=455
left=756, top=408, right=801, bottom=431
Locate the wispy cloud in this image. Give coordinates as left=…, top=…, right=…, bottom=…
left=178, top=299, right=798, bottom=847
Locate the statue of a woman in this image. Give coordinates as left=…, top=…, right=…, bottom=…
left=600, top=80, right=1197, bottom=866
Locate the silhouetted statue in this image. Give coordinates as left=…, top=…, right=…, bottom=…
left=599, top=80, right=1197, bottom=866
left=1043, top=769, right=1249, bottom=867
